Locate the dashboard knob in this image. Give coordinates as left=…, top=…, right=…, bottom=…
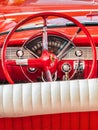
left=62, top=63, right=71, bottom=72
left=16, top=49, right=24, bottom=58
left=75, top=50, right=83, bottom=57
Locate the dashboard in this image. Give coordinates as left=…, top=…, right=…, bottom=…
left=0, top=34, right=96, bottom=84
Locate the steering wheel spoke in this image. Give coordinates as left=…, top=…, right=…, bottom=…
left=42, top=16, right=49, bottom=51
left=5, top=58, right=42, bottom=67
left=6, top=59, right=28, bottom=66
left=23, top=47, right=39, bottom=58
left=44, top=66, right=52, bottom=81
left=57, top=27, right=81, bottom=59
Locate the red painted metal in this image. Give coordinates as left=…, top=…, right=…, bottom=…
left=0, top=112, right=97, bottom=130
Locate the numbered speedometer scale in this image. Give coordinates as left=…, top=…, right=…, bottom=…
left=24, top=35, right=74, bottom=57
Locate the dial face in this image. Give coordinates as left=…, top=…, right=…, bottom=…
left=75, top=49, right=83, bottom=57
left=24, top=35, right=74, bottom=57
left=16, top=49, right=24, bottom=57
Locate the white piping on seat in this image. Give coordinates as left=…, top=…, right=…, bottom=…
left=0, top=78, right=98, bottom=117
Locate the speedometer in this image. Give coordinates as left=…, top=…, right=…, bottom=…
left=24, top=35, right=74, bottom=57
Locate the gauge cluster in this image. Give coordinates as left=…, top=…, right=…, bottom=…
left=24, top=35, right=74, bottom=57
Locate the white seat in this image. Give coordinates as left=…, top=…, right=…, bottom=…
left=0, top=78, right=98, bottom=117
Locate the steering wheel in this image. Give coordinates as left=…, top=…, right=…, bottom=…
left=1, top=12, right=97, bottom=84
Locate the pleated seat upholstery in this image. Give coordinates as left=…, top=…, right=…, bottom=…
left=0, top=78, right=98, bottom=117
